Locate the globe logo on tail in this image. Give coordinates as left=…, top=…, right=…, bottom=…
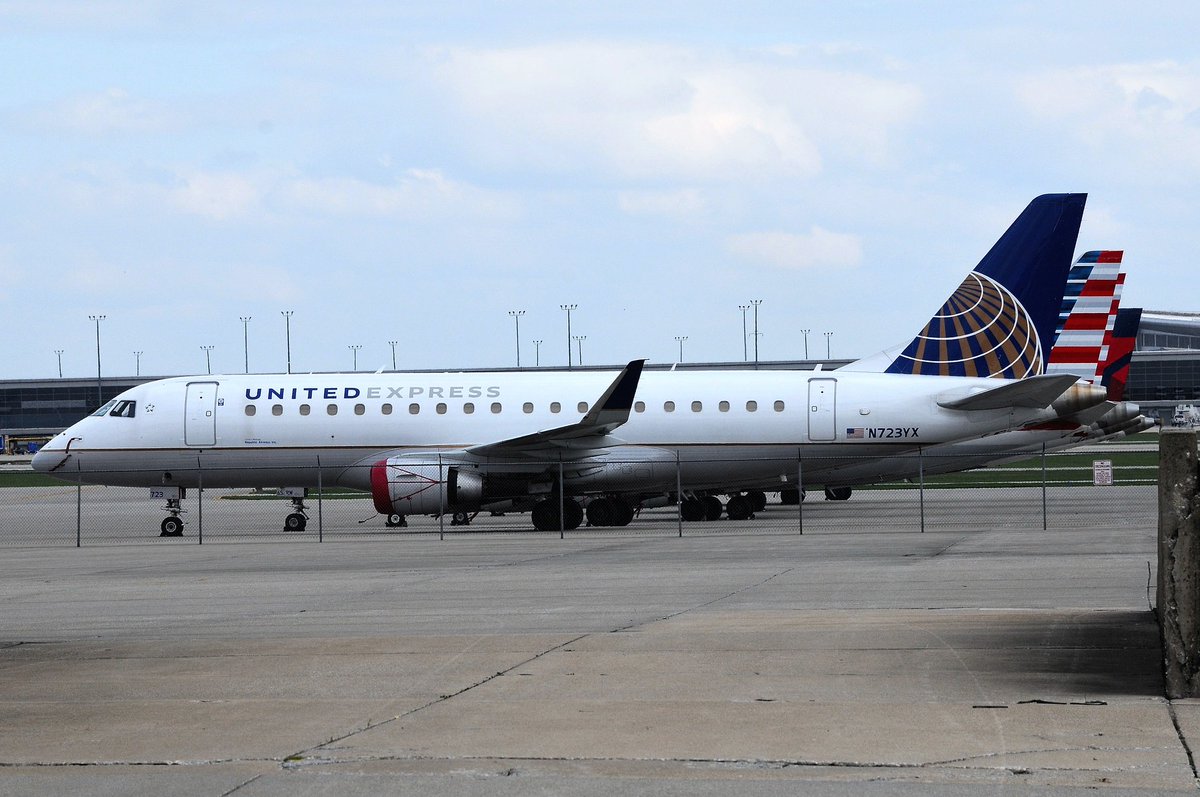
left=886, top=272, right=1043, bottom=378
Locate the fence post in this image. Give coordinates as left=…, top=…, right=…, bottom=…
left=317, top=455, right=324, bottom=543
left=797, top=452, right=803, bottom=536
left=676, top=451, right=682, bottom=538
left=559, top=460, right=565, bottom=540
left=438, top=453, right=445, bottom=541
left=75, top=459, right=82, bottom=548
left=918, top=447, right=925, bottom=534
left=1041, top=442, right=1048, bottom=531
left=197, top=457, right=203, bottom=545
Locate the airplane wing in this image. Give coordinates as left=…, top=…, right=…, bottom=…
left=465, top=359, right=646, bottom=457
left=937, top=373, right=1084, bottom=411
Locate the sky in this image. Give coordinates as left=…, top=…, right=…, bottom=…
left=2, top=1, right=1199, bottom=378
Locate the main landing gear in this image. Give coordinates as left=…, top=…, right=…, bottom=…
left=531, top=497, right=584, bottom=531
left=679, top=490, right=767, bottom=522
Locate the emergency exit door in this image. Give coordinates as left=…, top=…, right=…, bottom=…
left=808, top=378, right=836, bottom=442
left=185, top=381, right=218, bottom=446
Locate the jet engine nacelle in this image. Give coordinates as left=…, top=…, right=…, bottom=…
left=370, top=458, right=484, bottom=515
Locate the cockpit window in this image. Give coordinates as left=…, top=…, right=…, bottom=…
left=90, top=399, right=118, bottom=417
left=109, top=400, right=136, bottom=418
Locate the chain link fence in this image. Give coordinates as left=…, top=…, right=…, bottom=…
left=0, top=443, right=1158, bottom=546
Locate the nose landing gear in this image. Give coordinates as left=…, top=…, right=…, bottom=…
left=279, top=487, right=309, bottom=532
left=157, top=487, right=186, bottom=537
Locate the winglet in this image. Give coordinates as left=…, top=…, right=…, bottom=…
left=465, top=359, right=647, bottom=456
left=581, top=359, right=645, bottom=430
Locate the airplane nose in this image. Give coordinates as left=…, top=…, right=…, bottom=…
left=30, top=448, right=52, bottom=473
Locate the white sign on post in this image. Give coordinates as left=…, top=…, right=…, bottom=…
left=1093, top=460, right=1113, bottom=486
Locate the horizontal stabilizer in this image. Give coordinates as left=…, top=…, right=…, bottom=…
left=466, top=359, right=646, bottom=457
left=937, top=373, right=1083, bottom=411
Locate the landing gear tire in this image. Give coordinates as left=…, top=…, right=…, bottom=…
left=611, top=498, right=635, bottom=527
left=385, top=513, right=407, bottom=528
left=726, top=494, right=754, bottom=521
left=450, top=509, right=472, bottom=526
left=532, top=498, right=583, bottom=531
left=586, top=498, right=616, bottom=527
left=747, top=490, right=768, bottom=512
left=680, top=498, right=705, bottom=522
left=284, top=512, right=307, bottom=532
left=702, top=495, right=723, bottom=521
left=779, top=489, right=805, bottom=505
left=824, top=486, right=852, bottom=501
left=160, top=516, right=184, bottom=537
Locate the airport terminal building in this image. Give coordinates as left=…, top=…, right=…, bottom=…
left=4, top=311, right=1200, bottom=452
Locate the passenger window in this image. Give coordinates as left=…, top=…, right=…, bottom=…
left=354, top=404, right=366, bottom=415
left=300, top=404, right=311, bottom=416
left=463, top=402, right=475, bottom=414
left=110, top=400, right=137, bottom=418
left=436, top=403, right=447, bottom=415
left=664, top=401, right=675, bottom=413
left=719, top=401, right=730, bottom=412
left=271, top=404, right=283, bottom=416
left=523, top=402, right=534, bottom=414
left=774, top=400, right=785, bottom=412
left=746, top=400, right=758, bottom=412
left=327, top=404, right=338, bottom=416
left=245, top=405, right=256, bottom=417
left=409, top=403, right=420, bottom=415
left=634, top=401, right=645, bottom=413
left=550, top=402, right=561, bottom=413
left=381, top=403, right=392, bottom=415
left=577, top=401, right=589, bottom=413
left=491, top=402, right=502, bottom=414
left=691, top=401, right=702, bottom=412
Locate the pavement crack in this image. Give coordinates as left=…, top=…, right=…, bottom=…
left=286, top=633, right=590, bottom=763
left=1169, top=699, right=1200, bottom=781
left=609, top=567, right=797, bottom=633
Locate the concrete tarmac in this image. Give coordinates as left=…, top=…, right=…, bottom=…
left=0, top=515, right=1193, bottom=795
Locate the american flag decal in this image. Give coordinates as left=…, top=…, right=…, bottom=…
left=847, top=428, right=864, bottom=439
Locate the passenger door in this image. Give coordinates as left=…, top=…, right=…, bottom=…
left=807, top=378, right=836, bottom=442
left=185, top=381, right=218, bottom=447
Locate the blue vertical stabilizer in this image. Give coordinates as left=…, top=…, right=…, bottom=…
left=881, top=193, right=1087, bottom=378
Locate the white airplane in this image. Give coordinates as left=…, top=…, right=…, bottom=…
left=33, top=193, right=1107, bottom=535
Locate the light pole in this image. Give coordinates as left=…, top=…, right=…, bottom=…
left=750, top=299, right=763, bottom=364
left=281, top=310, right=294, bottom=374
left=573, top=335, right=586, bottom=366
left=54, top=349, right=63, bottom=379
left=508, top=309, right=525, bottom=367
left=738, top=305, right=749, bottom=361
left=824, top=331, right=833, bottom=359
left=675, top=335, right=688, bottom=363
left=561, top=304, right=577, bottom=368
left=200, top=345, right=214, bottom=375
left=240, top=316, right=252, bottom=373
left=532, top=339, right=543, bottom=367
left=348, top=344, right=362, bottom=371
left=388, top=340, right=398, bottom=370
left=88, top=314, right=105, bottom=407
left=134, top=351, right=143, bottom=377
left=800, top=328, right=810, bottom=360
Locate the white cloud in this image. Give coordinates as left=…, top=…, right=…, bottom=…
left=617, top=188, right=706, bottom=218
left=726, top=226, right=863, bottom=271
left=280, top=168, right=520, bottom=220
left=20, top=88, right=182, bottom=134
left=1016, top=60, right=1200, bottom=176
left=431, top=42, right=922, bottom=181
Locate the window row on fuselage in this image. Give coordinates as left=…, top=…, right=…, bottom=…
left=243, top=398, right=790, bottom=418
